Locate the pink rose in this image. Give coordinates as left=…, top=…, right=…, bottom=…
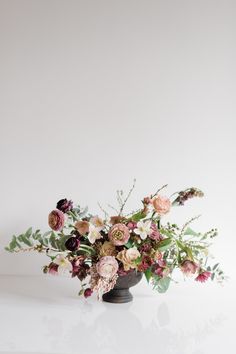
left=152, top=195, right=171, bottom=215
left=181, top=260, right=198, bottom=275
left=48, top=209, right=65, bottom=231
left=108, top=223, right=130, bottom=246
left=96, top=256, right=119, bottom=279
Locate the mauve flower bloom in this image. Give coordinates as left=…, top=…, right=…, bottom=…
left=56, top=198, right=73, bottom=213
left=149, top=223, right=162, bottom=241
left=110, top=216, right=124, bottom=225
left=65, top=237, right=80, bottom=251
left=127, top=221, right=137, bottom=231
left=75, top=220, right=90, bottom=235
left=181, top=260, right=198, bottom=275
left=84, top=288, right=93, bottom=298
left=195, top=271, right=211, bottom=283
left=143, top=197, right=151, bottom=204
left=96, top=256, right=119, bottom=279
left=108, top=223, right=130, bottom=246
left=48, top=263, right=59, bottom=275
left=152, top=195, right=171, bottom=215
left=48, top=209, right=65, bottom=231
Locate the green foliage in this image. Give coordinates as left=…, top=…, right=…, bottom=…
left=153, top=276, right=171, bottom=293
left=131, top=211, right=146, bottom=222
left=183, top=227, right=199, bottom=237
left=5, top=228, right=68, bottom=253
left=144, top=268, right=152, bottom=283
left=157, top=238, right=173, bottom=252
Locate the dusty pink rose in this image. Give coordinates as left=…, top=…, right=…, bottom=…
left=108, top=223, right=130, bottom=246
left=152, top=195, right=171, bottom=215
left=195, top=271, right=211, bottom=283
left=48, top=209, right=65, bottom=231
left=181, top=260, right=198, bottom=275
left=96, top=256, right=119, bottom=279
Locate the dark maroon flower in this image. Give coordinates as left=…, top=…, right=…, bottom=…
left=140, top=243, right=152, bottom=253
left=84, top=288, right=93, bottom=298
left=71, top=257, right=90, bottom=280
left=65, top=237, right=80, bottom=251
left=138, top=255, right=154, bottom=272
left=56, top=198, right=73, bottom=213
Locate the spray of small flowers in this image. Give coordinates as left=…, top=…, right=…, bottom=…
left=6, top=182, right=225, bottom=299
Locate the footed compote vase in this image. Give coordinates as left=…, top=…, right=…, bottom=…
left=102, top=270, right=143, bottom=303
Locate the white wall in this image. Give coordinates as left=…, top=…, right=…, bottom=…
left=0, top=0, right=235, bottom=278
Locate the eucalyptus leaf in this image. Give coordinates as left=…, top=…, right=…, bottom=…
left=157, top=238, right=173, bottom=251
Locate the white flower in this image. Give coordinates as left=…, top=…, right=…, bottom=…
left=90, top=215, right=104, bottom=231
left=88, top=224, right=102, bottom=244
left=54, top=255, right=72, bottom=274
left=134, top=220, right=152, bottom=240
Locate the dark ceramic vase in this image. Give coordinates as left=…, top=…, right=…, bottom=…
left=102, top=271, right=143, bottom=303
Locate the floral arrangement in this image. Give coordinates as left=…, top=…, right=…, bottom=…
left=6, top=183, right=225, bottom=300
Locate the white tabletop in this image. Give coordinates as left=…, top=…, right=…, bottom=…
left=0, top=275, right=235, bottom=354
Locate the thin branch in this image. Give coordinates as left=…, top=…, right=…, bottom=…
left=152, top=184, right=168, bottom=198
left=119, top=179, right=136, bottom=215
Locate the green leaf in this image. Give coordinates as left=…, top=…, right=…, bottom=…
left=183, top=228, right=199, bottom=237
left=160, top=229, right=174, bottom=238
left=131, top=211, right=146, bottom=222
left=157, top=238, right=173, bottom=251
left=144, top=268, right=152, bottom=283
left=124, top=239, right=134, bottom=249
left=24, top=227, right=33, bottom=238
left=213, top=263, right=219, bottom=270
left=155, top=276, right=171, bottom=293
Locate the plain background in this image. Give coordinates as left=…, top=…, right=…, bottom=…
left=0, top=0, right=235, bottom=283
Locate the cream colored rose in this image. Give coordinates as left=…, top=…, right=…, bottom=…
left=117, top=247, right=140, bottom=271
left=100, top=241, right=117, bottom=257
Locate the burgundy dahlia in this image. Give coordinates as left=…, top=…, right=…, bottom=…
left=65, top=237, right=80, bottom=251
left=138, top=255, right=154, bottom=272
left=56, top=198, right=73, bottom=213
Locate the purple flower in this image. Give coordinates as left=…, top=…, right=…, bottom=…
left=56, top=199, right=73, bottom=213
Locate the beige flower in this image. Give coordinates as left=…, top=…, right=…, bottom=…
left=100, top=241, right=117, bottom=257
left=75, top=220, right=89, bottom=235
left=117, top=247, right=140, bottom=271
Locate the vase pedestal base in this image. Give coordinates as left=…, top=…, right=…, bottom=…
left=102, top=288, right=133, bottom=303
